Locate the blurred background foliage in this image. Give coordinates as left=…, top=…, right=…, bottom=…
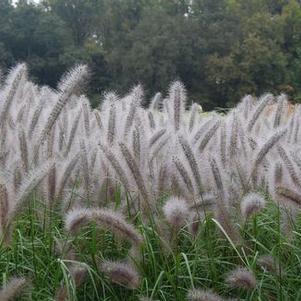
left=1, top=0, right=301, bottom=109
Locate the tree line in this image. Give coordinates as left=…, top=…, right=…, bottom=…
left=1, top=0, right=301, bottom=109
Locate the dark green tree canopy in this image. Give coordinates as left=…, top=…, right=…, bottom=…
left=1, top=0, right=301, bottom=109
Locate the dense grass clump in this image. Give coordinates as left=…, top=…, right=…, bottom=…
left=1, top=200, right=301, bottom=300
left=1, top=63, right=301, bottom=299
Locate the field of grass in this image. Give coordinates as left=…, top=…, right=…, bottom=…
left=1, top=196, right=301, bottom=301
left=2, top=64, right=301, bottom=301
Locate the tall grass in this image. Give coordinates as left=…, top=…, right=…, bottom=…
left=0, top=63, right=301, bottom=300
left=1, top=199, right=301, bottom=300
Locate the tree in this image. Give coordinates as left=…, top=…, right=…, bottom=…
left=44, top=0, right=103, bottom=46
left=3, top=0, right=301, bottom=109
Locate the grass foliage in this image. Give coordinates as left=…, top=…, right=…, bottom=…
left=1, top=64, right=301, bottom=300
left=2, top=200, right=301, bottom=300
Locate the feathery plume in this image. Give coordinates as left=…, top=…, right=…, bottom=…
left=81, top=101, right=90, bottom=137
left=225, top=267, right=256, bottom=290
left=163, top=197, right=189, bottom=229
left=119, top=142, right=151, bottom=212
left=56, top=153, right=79, bottom=201
left=79, top=140, right=90, bottom=199
left=247, top=93, right=273, bottom=132
left=187, top=289, right=224, bottom=301
left=147, top=111, right=156, bottom=129
left=18, top=129, right=29, bottom=172
left=132, top=126, right=141, bottom=163
left=257, top=255, right=279, bottom=274
left=219, top=122, right=227, bottom=167
left=209, top=157, right=241, bottom=244
left=65, top=207, right=143, bottom=246
left=189, top=103, right=202, bottom=132
left=149, top=135, right=170, bottom=162
left=229, top=113, right=238, bottom=159
left=11, top=161, right=53, bottom=221
left=178, top=135, right=202, bottom=194
left=198, top=119, right=221, bottom=151
left=36, top=65, right=88, bottom=150
left=64, top=109, right=81, bottom=156
left=150, top=92, right=162, bottom=111
left=107, top=103, right=116, bottom=145
left=173, top=156, right=194, bottom=195
left=273, top=94, right=286, bottom=128
left=149, top=129, right=166, bottom=148
left=235, top=160, right=249, bottom=192
left=276, top=186, right=301, bottom=206
left=100, top=260, right=140, bottom=289
left=240, top=192, right=266, bottom=220
left=0, top=277, right=27, bottom=301
left=99, top=144, right=131, bottom=192
left=169, top=81, right=186, bottom=131
left=251, top=128, right=287, bottom=176
left=209, top=157, right=224, bottom=192
left=273, top=162, right=283, bottom=187
left=277, top=145, right=301, bottom=188
left=123, top=87, right=142, bottom=137
left=192, top=118, right=213, bottom=145
left=93, top=110, right=102, bottom=129
left=28, top=103, right=43, bottom=139
left=0, top=64, right=27, bottom=127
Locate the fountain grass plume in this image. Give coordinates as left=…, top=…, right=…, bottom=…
left=240, top=192, right=266, bottom=220
left=119, top=142, right=152, bottom=213
left=10, top=161, right=54, bottom=221
left=187, top=289, right=224, bottom=301
left=0, top=276, right=28, bottom=301
left=209, top=157, right=241, bottom=244
left=172, top=156, right=194, bottom=195
left=168, top=81, right=186, bottom=132
left=34, top=65, right=88, bottom=157
left=107, top=103, right=116, bottom=145
left=149, top=129, right=167, bottom=148
left=276, top=186, right=301, bottom=207
left=225, top=267, right=256, bottom=290
left=257, top=255, right=280, bottom=274
left=163, top=196, right=190, bottom=229
left=247, top=93, right=273, bottom=132
left=189, top=103, right=202, bottom=132
left=99, top=143, right=131, bottom=192
left=250, top=128, right=287, bottom=178
left=178, top=135, right=203, bottom=194
left=273, top=94, right=286, bottom=128
left=198, top=119, right=221, bottom=152
left=277, top=145, right=301, bottom=189
left=100, top=260, right=140, bottom=289
left=65, top=207, right=143, bottom=247
left=0, top=64, right=27, bottom=127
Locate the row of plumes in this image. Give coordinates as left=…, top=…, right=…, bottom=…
left=0, top=254, right=279, bottom=301
left=0, top=64, right=299, bottom=300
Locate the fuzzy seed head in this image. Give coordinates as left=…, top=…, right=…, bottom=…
left=225, top=267, right=256, bottom=290
left=257, top=255, right=279, bottom=274
left=100, top=261, right=140, bottom=289
left=187, top=289, right=224, bottom=301
left=65, top=207, right=143, bottom=246
left=0, top=277, right=27, bottom=301
left=241, top=192, right=266, bottom=219
left=163, top=197, right=189, bottom=228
